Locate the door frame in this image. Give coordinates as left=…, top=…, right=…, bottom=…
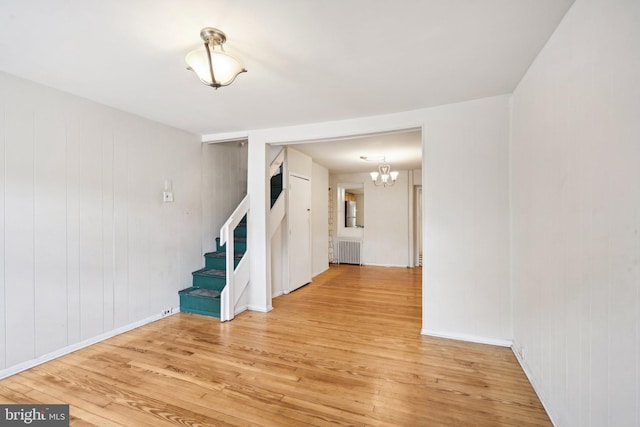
left=414, top=185, right=423, bottom=266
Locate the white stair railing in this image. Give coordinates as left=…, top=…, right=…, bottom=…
left=270, top=147, right=285, bottom=177
left=220, top=148, right=284, bottom=321
left=219, top=195, right=249, bottom=322
left=269, top=194, right=285, bottom=238
left=269, top=148, right=286, bottom=237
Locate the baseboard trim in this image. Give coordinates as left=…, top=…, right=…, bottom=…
left=312, top=266, right=330, bottom=278
left=361, top=263, right=409, bottom=268
left=510, top=345, right=557, bottom=427
left=233, top=304, right=248, bottom=316
left=247, top=304, right=273, bottom=313
left=0, top=308, right=180, bottom=380
left=421, top=329, right=512, bottom=347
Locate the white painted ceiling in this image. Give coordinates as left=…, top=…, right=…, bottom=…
left=283, top=129, right=423, bottom=174
left=0, top=0, right=574, bottom=171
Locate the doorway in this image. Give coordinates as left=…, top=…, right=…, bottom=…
left=269, top=127, right=423, bottom=299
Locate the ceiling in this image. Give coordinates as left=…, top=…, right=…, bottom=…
left=283, top=129, right=422, bottom=174
left=0, top=0, right=574, bottom=172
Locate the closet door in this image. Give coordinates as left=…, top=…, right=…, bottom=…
left=289, top=174, right=311, bottom=291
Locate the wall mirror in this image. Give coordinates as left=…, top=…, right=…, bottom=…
left=338, top=183, right=364, bottom=229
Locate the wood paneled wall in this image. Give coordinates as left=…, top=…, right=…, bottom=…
left=510, top=0, right=640, bottom=425
left=0, top=71, right=203, bottom=374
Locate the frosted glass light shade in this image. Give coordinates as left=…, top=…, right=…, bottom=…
left=370, top=162, right=398, bottom=187
left=186, top=48, right=246, bottom=87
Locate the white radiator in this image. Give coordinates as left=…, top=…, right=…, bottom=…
left=336, top=239, right=362, bottom=265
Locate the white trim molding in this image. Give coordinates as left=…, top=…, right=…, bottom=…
left=421, top=329, right=512, bottom=348
left=511, top=345, right=558, bottom=427
left=202, top=131, right=249, bottom=143
left=0, top=308, right=180, bottom=380
left=247, top=304, right=273, bottom=313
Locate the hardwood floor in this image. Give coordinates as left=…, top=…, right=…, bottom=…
left=0, top=265, right=551, bottom=426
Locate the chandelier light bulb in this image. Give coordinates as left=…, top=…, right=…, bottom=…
left=369, top=159, right=398, bottom=187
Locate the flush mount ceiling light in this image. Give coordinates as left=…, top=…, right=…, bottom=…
left=185, top=27, right=247, bottom=89
left=362, top=156, right=398, bottom=187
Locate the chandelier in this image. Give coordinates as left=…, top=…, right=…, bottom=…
left=185, top=27, right=247, bottom=89
left=370, top=160, right=398, bottom=187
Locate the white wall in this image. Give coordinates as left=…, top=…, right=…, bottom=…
left=330, top=171, right=411, bottom=267
left=271, top=147, right=325, bottom=297
left=287, top=147, right=312, bottom=177
left=354, top=193, right=365, bottom=227
left=0, top=71, right=203, bottom=376
left=421, top=96, right=511, bottom=344
left=273, top=148, right=329, bottom=288
left=412, top=169, right=422, bottom=185
left=510, top=0, right=640, bottom=426
left=204, top=94, right=511, bottom=344
left=270, top=221, right=285, bottom=298
left=311, top=162, right=329, bottom=277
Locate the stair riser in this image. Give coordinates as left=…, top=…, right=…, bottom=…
left=216, top=239, right=247, bottom=253
left=271, top=173, right=283, bottom=208
left=234, top=226, right=247, bottom=238
left=179, top=292, right=220, bottom=318
left=205, top=256, right=241, bottom=270
left=179, top=216, right=247, bottom=319
left=192, top=274, right=226, bottom=291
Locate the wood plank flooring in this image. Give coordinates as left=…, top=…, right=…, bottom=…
left=0, top=265, right=551, bottom=426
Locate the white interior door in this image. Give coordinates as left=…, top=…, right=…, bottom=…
left=289, top=174, right=311, bottom=291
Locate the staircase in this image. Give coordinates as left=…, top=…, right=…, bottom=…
left=178, top=217, right=247, bottom=318
left=178, top=148, right=282, bottom=321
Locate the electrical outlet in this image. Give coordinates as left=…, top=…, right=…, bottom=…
left=163, top=191, right=174, bottom=202
left=161, top=308, right=172, bottom=317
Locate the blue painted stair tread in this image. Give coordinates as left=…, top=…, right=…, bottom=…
left=216, top=237, right=247, bottom=253
left=187, top=288, right=220, bottom=298
left=197, top=268, right=225, bottom=276
left=179, top=286, right=221, bottom=318
left=271, top=170, right=283, bottom=207
left=192, top=268, right=227, bottom=291
left=205, top=251, right=243, bottom=259
left=179, top=216, right=247, bottom=319
left=205, top=251, right=242, bottom=270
